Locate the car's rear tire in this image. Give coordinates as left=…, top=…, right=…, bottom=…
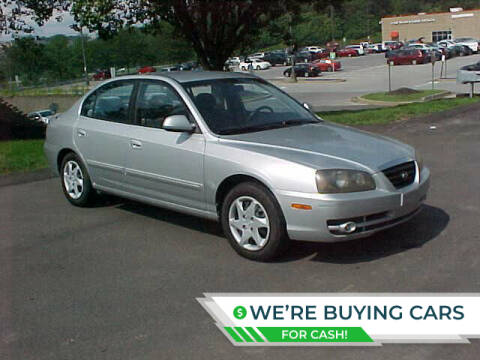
left=256, top=66, right=261, bottom=70
left=221, top=182, right=289, bottom=261
left=412, top=60, right=417, bottom=65
left=328, top=66, right=333, bottom=72
left=305, top=72, right=309, bottom=77
left=60, top=152, right=96, bottom=207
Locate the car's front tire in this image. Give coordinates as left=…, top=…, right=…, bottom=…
left=221, top=182, right=289, bottom=261
left=60, top=152, right=96, bottom=207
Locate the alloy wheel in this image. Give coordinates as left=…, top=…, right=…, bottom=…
left=63, top=160, right=84, bottom=200
left=228, top=196, right=270, bottom=251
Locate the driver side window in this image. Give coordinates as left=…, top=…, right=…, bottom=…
left=136, top=81, right=190, bottom=129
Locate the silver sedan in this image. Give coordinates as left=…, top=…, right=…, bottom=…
left=44, top=72, right=430, bottom=261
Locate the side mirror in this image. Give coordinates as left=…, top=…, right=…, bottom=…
left=163, top=115, right=196, bottom=133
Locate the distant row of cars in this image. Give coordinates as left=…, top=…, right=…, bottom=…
left=386, top=38, right=478, bottom=65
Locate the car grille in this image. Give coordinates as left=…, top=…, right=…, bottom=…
left=382, top=161, right=416, bottom=189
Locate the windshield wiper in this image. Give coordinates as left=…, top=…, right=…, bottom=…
left=218, top=119, right=319, bottom=135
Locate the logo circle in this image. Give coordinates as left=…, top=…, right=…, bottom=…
left=233, top=306, right=247, bottom=319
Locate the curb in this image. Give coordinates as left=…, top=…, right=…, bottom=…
left=0, top=168, right=56, bottom=187
left=353, top=91, right=453, bottom=106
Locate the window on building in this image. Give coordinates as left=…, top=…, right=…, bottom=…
left=432, top=31, right=452, bottom=42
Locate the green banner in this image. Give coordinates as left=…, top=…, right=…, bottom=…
left=224, top=327, right=373, bottom=343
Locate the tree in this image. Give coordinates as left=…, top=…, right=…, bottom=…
left=0, top=0, right=334, bottom=70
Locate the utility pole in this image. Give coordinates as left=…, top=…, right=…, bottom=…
left=80, top=28, right=89, bottom=86
left=329, top=5, right=335, bottom=42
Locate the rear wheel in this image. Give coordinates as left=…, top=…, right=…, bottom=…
left=221, top=182, right=289, bottom=261
left=256, top=66, right=261, bottom=70
left=412, top=60, right=417, bottom=65
left=60, top=152, right=96, bottom=207
left=305, top=71, right=309, bottom=77
left=328, top=66, right=333, bottom=72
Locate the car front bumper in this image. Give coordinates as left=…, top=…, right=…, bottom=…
left=276, top=167, right=430, bottom=242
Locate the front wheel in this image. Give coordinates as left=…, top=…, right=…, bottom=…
left=221, top=182, right=289, bottom=261
left=256, top=66, right=261, bottom=70
left=60, top=152, right=96, bottom=207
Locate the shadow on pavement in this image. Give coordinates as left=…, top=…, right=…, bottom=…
left=114, top=199, right=448, bottom=264
left=277, top=205, right=449, bottom=264
left=116, top=199, right=223, bottom=237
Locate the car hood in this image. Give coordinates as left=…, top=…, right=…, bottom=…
left=220, top=123, right=415, bottom=173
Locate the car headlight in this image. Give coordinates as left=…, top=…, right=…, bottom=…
left=315, top=170, right=376, bottom=194
left=416, top=151, right=424, bottom=173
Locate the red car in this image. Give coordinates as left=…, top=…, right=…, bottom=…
left=312, top=59, right=341, bottom=72
left=138, top=66, right=156, bottom=74
left=92, top=69, right=111, bottom=81
left=387, top=49, right=429, bottom=65
left=336, top=48, right=358, bottom=57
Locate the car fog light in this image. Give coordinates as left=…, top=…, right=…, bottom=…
left=340, top=222, right=357, bottom=234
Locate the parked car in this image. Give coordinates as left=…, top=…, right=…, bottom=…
left=293, top=51, right=316, bottom=63
left=387, top=49, right=429, bottom=65
left=138, top=66, right=156, bottom=74
left=226, top=57, right=241, bottom=66
left=312, top=59, right=341, bottom=72
left=92, top=69, right=111, bottom=81
left=454, top=38, right=479, bottom=53
left=248, top=52, right=266, bottom=59
left=159, top=65, right=180, bottom=72
left=367, top=44, right=383, bottom=53
left=44, top=72, right=429, bottom=261
left=283, top=63, right=320, bottom=77
left=179, top=61, right=198, bottom=71
left=28, top=109, right=55, bottom=124
left=451, top=44, right=474, bottom=57
left=336, top=48, right=358, bottom=57
left=263, top=52, right=289, bottom=66
left=345, top=45, right=365, bottom=56
left=239, top=58, right=271, bottom=71
left=302, top=46, right=324, bottom=53
left=383, top=41, right=403, bottom=51
left=437, top=39, right=456, bottom=49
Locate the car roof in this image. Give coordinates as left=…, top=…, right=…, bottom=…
left=122, top=71, right=258, bottom=84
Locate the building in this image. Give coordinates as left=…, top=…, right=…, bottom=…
left=381, top=8, right=480, bottom=43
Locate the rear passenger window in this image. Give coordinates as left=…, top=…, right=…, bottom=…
left=82, top=81, right=134, bottom=123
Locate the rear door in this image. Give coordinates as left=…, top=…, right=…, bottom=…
left=75, top=80, right=136, bottom=190
left=123, top=79, right=205, bottom=210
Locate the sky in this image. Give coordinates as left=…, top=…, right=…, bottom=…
left=0, top=12, right=84, bottom=42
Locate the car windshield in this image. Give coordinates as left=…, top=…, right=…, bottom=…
left=183, top=78, right=320, bottom=135
left=39, top=110, right=54, bottom=117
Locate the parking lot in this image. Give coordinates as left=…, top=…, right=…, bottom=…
left=241, top=53, right=480, bottom=110
left=2, top=99, right=480, bottom=359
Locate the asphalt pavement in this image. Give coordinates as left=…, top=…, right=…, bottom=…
left=1, top=102, right=480, bottom=359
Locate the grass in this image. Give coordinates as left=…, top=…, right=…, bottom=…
left=319, top=97, right=480, bottom=126
left=362, top=89, right=444, bottom=102
left=0, top=85, right=90, bottom=97
left=0, top=140, right=47, bottom=174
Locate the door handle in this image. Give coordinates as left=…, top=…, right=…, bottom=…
left=77, top=129, right=87, bottom=137
left=130, top=140, right=142, bottom=149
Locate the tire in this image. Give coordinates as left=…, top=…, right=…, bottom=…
left=241, top=66, right=246, bottom=71
left=256, top=66, right=261, bottom=70
left=328, top=66, right=333, bottom=72
left=60, top=152, right=96, bottom=207
left=305, top=72, right=309, bottom=77
left=221, top=182, right=289, bottom=261
left=412, top=60, right=417, bottom=65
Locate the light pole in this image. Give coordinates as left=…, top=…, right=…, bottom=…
left=80, top=28, right=89, bottom=86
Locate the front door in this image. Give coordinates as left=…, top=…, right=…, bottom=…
left=123, top=80, right=205, bottom=211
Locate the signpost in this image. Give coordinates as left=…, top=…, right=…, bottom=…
left=388, top=61, right=394, bottom=93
